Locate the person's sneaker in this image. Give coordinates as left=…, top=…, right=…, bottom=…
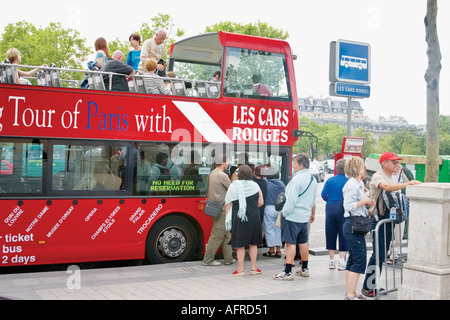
left=329, top=261, right=336, bottom=270
left=296, top=268, right=309, bottom=277
left=273, top=271, right=293, bottom=281
left=202, top=260, right=221, bottom=266
left=338, top=261, right=346, bottom=271
left=224, top=259, right=236, bottom=265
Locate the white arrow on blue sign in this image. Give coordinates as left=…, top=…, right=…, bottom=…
left=334, top=39, right=371, bottom=84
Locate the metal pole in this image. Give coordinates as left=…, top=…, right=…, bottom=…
left=347, top=96, right=352, bottom=136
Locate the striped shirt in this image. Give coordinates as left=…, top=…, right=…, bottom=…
left=144, top=73, right=171, bottom=95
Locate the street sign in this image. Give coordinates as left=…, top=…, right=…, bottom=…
left=330, top=82, right=371, bottom=98
left=329, top=39, right=371, bottom=84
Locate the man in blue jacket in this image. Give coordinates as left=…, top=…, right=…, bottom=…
left=321, top=159, right=348, bottom=270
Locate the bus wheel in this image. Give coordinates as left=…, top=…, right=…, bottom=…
left=145, top=216, right=199, bottom=264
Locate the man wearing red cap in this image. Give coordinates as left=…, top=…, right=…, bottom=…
left=361, top=152, right=421, bottom=298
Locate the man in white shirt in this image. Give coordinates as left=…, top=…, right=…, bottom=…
left=138, top=29, right=167, bottom=74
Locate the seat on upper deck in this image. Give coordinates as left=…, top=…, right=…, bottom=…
left=0, top=60, right=16, bottom=84
left=196, top=82, right=209, bottom=98
left=88, top=68, right=106, bottom=91
left=171, top=79, right=186, bottom=96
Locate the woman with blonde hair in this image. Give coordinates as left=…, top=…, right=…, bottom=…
left=342, top=156, right=375, bottom=300
left=6, top=48, right=47, bottom=85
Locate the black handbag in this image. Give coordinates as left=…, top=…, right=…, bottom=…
left=204, top=200, right=223, bottom=217
left=350, top=215, right=371, bottom=235
left=274, top=174, right=314, bottom=212
left=274, top=192, right=286, bottom=212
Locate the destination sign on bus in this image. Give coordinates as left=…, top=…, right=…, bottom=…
left=0, top=88, right=292, bottom=145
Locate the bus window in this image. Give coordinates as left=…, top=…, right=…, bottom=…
left=224, top=47, right=291, bottom=101
left=133, top=142, right=211, bottom=196
left=52, top=144, right=124, bottom=191
left=170, top=61, right=221, bottom=98
left=229, top=150, right=284, bottom=176
left=0, top=140, right=44, bottom=194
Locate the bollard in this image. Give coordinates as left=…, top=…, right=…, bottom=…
left=398, top=183, right=450, bottom=300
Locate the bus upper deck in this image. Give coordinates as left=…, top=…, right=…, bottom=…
left=1, top=32, right=299, bottom=146
left=1, top=32, right=297, bottom=102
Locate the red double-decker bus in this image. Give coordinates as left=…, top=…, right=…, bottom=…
left=0, top=32, right=298, bottom=267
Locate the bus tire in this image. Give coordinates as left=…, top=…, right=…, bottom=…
left=145, top=215, right=199, bottom=264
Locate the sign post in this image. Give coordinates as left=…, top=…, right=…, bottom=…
left=329, top=39, right=371, bottom=136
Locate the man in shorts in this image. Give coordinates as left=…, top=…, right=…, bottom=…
left=274, top=153, right=317, bottom=280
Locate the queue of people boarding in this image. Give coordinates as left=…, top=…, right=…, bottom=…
left=202, top=151, right=421, bottom=300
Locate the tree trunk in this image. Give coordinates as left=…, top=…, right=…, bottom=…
left=424, top=0, right=441, bottom=182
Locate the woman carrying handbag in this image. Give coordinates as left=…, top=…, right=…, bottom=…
left=342, top=157, right=375, bottom=300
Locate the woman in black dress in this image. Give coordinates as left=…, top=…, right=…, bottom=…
left=224, top=165, right=264, bottom=276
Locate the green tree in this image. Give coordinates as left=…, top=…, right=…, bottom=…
left=204, top=21, right=289, bottom=40
left=0, top=21, right=91, bottom=80
left=295, top=117, right=346, bottom=159
left=376, top=128, right=425, bottom=155
left=439, top=115, right=450, bottom=154
left=352, top=127, right=377, bottom=159
left=109, top=13, right=185, bottom=61
left=108, top=37, right=131, bottom=58
left=391, top=128, right=426, bottom=155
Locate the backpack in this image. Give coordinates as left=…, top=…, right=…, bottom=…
left=382, top=190, right=409, bottom=223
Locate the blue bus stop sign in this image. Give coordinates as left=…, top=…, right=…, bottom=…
left=331, top=39, right=371, bottom=84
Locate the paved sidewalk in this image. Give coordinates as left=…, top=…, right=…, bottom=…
left=0, top=248, right=399, bottom=301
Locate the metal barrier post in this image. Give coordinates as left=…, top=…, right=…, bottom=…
left=373, top=219, right=402, bottom=300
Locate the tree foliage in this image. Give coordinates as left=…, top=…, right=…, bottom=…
left=0, top=21, right=91, bottom=76
left=108, top=13, right=185, bottom=62
left=292, top=115, right=450, bottom=161
left=204, top=21, right=289, bottom=40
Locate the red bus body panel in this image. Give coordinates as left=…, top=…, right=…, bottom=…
left=2, top=197, right=210, bottom=266
left=0, top=85, right=294, bottom=146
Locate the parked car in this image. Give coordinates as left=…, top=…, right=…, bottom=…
left=309, top=159, right=325, bottom=182
left=323, top=159, right=335, bottom=174
left=0, top=160, right=12, bottom=175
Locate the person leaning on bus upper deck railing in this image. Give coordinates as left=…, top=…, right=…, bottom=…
left=5, top=48, right=47, bottom=85
left=144, top=58, right=171, bottom=95
left=126, top=33, right=142, bottom=72
left=94, top=37, right=110, bottom=69
left=101, top=50, right=135, bottom=92
left=137, top=29, right=167, bottom=74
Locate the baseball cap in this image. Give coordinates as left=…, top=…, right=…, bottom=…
left=379, top=152, right=402, bottom=164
